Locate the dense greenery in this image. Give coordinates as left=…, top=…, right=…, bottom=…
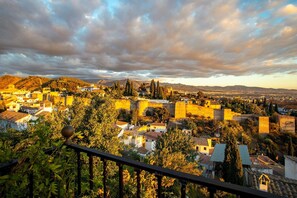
left=222, top=132, right=243, bottom=185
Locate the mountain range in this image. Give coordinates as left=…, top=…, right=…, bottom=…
left=0, top=75, right=296, bottom=95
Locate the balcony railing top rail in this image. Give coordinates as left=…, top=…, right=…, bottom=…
left=65, top=141, right=281, bottom=198
left=0, top=126, right=282, bottom=198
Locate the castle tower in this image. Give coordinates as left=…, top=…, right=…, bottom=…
left=137, top=100, right=149, bottom=116
left=174, top=101, right=186, bottom=119
left=258, top=116, right=269, bottom=134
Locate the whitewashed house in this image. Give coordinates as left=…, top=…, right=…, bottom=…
left=0, top=111, right=32, bottom=131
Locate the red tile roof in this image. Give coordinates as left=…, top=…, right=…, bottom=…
left=0, top=111, right=30, bottom=122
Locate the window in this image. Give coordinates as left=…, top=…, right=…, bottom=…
left=204, top=147, right=207, bottom=150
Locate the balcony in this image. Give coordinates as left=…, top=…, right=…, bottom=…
left=0, top=127, right=281, bottom=198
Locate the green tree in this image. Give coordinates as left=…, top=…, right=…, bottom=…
left=222, top=132, right=243, bottom=185
left=268, top=102, right=274, bottom=115
left=152, top=107, right=170, bottom=123
left=152, top=128, right=201, bottom=196
left=197, top=91, right=204, bottom=99
left=156, top=128, right=195, bottom=157
left=274, top=103, right=279, bottom=113
left=150, top=79, right=156, bottom=98
left=156, top=81, right=160, bottom=98
left=124, top=79, right=131, bottom=96
left=263, top=97, right=267, bottom=107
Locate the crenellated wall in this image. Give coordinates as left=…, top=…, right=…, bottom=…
left=137, top=100, right=149, bottom=116
left=258, top=116, right=269, bottom=134
left=175, top=101, right=186, bottom=119
left=186, top=104, right=214, bottom=119
left=114, top=99, right=131, bottom=111
left=113, top=99, right=239, bottom=121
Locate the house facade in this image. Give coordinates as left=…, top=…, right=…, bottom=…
left=0, top=111, right=32, bottom=131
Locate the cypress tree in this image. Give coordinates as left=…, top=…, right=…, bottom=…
left=263, top=97, right=267, bottom=107
left=156, top=81, right=160, bottom=99
left=160, top=87, right=165, bottom=99
left=130, top=81, right=134, bottom=95
left=124, top=79, right=130, bottom=96
left=288, top=137, right=295, bottom=156
left=222, top=132, right=243, bottom=185
left=269, top=103, right=274, bottom=115
left=274, top=103, right=279, bottom=113
left=150, top=79, right=156, bottom=98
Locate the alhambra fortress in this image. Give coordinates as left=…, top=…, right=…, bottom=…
left=1, top=83, right=295, bottom=134
left=114, top=98, right=275, bottom=134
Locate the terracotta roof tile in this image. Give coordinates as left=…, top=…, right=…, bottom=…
left=0, top=111, right=30, bottom=122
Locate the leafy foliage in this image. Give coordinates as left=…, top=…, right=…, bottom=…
left=222, top=132, right=243, bottom=185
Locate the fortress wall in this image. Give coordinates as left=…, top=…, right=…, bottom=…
left=163, top=103, right=175, bottom=116
left=186, top=104, right=214, bottom=119
left=214, top=109, right=224, bottom=121
left=138, top=100, right=149, bottom=116
left=223, top=109, right=240, bottom=121
left=114, top=99, right=131, bottom=111
left=258, top=116, right=269, bottom=134
left=148, top=102, right=164, bottom=108
left=175, top=101, right=186, bottom=119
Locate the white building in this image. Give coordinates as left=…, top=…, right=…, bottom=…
left=150, top=123, right=167, bottom=133
left=144, top=131, right=162, bottom=152
left=285, top=155, right=297, bottom=180
left=116, top=120, right=129, bottom=137
left=0, top=111, right=32, bottom=131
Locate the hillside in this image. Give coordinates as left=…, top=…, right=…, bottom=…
left=0, top=75, right=23, bottom=89
left=97, top=79, right=146, bottom=89
left=96, top=79, right=297, bottom=96
left=15, top=76, right=50, bottom=91
left=42, top=77, right=90, bottom=92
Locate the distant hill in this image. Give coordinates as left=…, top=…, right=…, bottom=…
left=1, top=75, right=296, bottom=95
left=0, top=75, right=23, bottom=89
left=42, top=77, right=90, bottom=92
left=97, top=79, right=146, bottom=89
left=96, top=79, right=297, bottom=95
left=15, top=76, right=50, bottom=91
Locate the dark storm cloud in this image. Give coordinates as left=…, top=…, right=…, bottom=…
left=0, top=0, right=297, bottom=79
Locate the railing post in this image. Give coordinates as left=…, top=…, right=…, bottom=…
left=208, top=186, right=216, bottom=198
left=102, top=158, right=107, bottom=198
left=88, top=154, right=94, bottom=191
left=180, top=180, right=187, bottom=198
left=76, top=151, right=81, bottom=197
left=29, top=171, right=33, bottom=198
left=118, top=163, right=124, bottom=198
left=135, top=169, right=141, bottom=198
left=156, top=174, right=162, bottom=198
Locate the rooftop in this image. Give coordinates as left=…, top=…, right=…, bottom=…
left=246, top=169, right=297, bottom=198
left=210, top=144, right=252, bottom=166
left=285, top=155, right=297, bottom=164
left=0, top=110, right=31, bottom=122
left=144, top=131, right=162, bottom=141
left=192, top=137, right=209, bottom=146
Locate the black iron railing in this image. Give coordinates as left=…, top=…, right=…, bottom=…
left=65, top=142, right=281, bottom=198
left=1, top=126, right=282, bottom=198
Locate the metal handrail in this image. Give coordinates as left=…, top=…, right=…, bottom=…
left=65, top=142, right=281, bottom=198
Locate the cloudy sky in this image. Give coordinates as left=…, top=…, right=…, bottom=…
left=1, top=0, right=297, bottom=89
